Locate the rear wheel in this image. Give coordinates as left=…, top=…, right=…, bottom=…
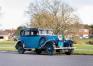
left=65, top=49, right=73, bottom=55
left=16, top=43, right=25, bottom=54
left=35, top=49, right=42, bottom=54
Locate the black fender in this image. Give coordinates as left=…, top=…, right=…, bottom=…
left=38, top=37, right=46, bottom=47
left=15, top=41, right=24, bottom=49
left=63, top=40, right=73, bottom=47
left=41, top=40, right=55, bottom=49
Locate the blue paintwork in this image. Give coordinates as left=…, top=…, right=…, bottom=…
left=19, top=35, right=59, bottom=48
left=17, top=28, right=73, bottom=49
left=18, top=35, right=73, bottom=48
left=58, top=41, right=64, bottom=47
left=19, top=35, right=41, bottom=48
left=46, top=35, right=59, bottom=41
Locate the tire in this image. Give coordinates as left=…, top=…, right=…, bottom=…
left=17, top=43, right=25, bottom=54
left=63, top=40, right=73, bottom=55
left=65, top=49, right=73, bottom=55
left=35, top=49, right=42, bottom=54
left=45, top=42, right=54, bottom=55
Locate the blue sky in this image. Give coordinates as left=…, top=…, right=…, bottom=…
left=0, top=0, right=93, bottom=29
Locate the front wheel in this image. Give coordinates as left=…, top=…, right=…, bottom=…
left=46, top=43, right=54, bottom=55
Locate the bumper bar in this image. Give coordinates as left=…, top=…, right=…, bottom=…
left=54, top=47, right=75, bottom=50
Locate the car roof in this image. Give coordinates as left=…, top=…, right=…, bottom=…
left=21, top=28, right=53, bottom=32
left=21, top=28, right=38, bottom=32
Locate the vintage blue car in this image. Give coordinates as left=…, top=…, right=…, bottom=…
left=15, top=28, right=74, bottom=55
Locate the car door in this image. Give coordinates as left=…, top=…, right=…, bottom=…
left=29, top=35, right=41, bottom=48
left=22, top=30, right=40, bottom=48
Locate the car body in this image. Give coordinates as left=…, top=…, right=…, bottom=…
left=15, top=28, right=74, bottom=55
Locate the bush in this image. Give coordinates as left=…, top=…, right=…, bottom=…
left=87, top=41, right=93, bottom=45
left=72, top=36, right=82, bottom=44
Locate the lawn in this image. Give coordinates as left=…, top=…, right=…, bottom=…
left=0, top=39, right=93, bottom=55
left=0, top=40, right=16, bottom=51
left=74, top=44, right=93, bottom=55
left=73, top=38, right=93, bottom=55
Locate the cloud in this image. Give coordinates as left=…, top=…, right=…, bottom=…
left=0, top=0, right=31, bottom=29
left=77, top=5, right=93, bottom=25
left=1, top=0, right=93, bottom=29
left=65, top=0, right=93, bottom=25
left=70, top=0, right=93, bottom=6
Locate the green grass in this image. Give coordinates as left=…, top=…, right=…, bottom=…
left=73, top=38, right=93, bottom=55
left=0, top=39, right=93, bottom=55
left=74, top=44, right=93, bottom=55
left=0, top=40, right=16, bottom=51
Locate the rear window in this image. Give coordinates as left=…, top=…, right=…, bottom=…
left=20, top=30, right=30, bottom=36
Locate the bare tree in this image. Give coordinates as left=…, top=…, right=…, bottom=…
left=26, top=0, right=82, bottom=34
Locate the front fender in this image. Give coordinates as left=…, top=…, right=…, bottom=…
left=63, top=40, right=73, bottom=47
left=40, top=40, right=55, bottom=48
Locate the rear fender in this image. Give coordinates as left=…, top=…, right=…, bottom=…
left=15, top=41, right=24, bottom=49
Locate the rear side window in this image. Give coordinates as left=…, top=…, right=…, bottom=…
left=20, top=30, right=30, bottom=36
left=20, top=30, right=25, bottom=36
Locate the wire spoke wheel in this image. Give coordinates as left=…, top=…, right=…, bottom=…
left=18, top=45, right=25, bottom=54
left=46, top=43, right=54, bottom=55
left=35, top=49, right=42, bottom=54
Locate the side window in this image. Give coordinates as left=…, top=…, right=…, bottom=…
left=33, top=31, right=38, bottom=35
left=20, top=30, right=25, bottom=36
left=46, top=30, right=49, bottom=34
left=39, top=30, right=46, bottom=35
left=31, top=32, right=34, bottom=35
left=31, top=31, right=38, bottom=35
left=24, top=30, right=30, bottom=36
left=20, top=30, right=31, bottom=36
left=39, top=30, right=42, bottom=35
